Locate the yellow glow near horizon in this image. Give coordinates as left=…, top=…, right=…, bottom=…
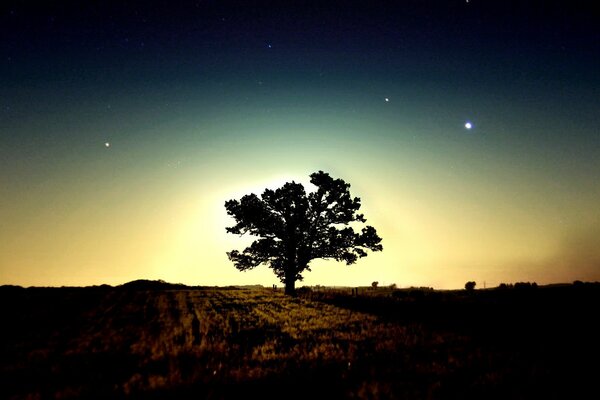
left=1, top=167, right=599, bottom=288
left=2, top=119, right=599, bottom=289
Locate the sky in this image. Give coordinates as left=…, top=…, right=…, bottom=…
left=1, top=0, right=599, bottom=289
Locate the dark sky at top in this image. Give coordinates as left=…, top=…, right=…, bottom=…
left=2, top=1, right=598, bottom=86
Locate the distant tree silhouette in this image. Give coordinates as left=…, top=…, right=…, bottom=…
left=465, top=281, right=476, bottom=291
left=372, top=281, right=379, bottom=289
left=225, top=171, right=383, bottom=296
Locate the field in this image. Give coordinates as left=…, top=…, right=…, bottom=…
left=1, top=281, right=599, bottom=399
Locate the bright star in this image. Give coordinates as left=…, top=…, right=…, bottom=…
left=465, top=122, right=473, bottom=130
left=384, top=97, right=389, bottom=102
left=104, top=142, right=111, bottom=148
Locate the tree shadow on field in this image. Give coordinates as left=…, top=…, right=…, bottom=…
left=308, top=284, right=600, bottom=399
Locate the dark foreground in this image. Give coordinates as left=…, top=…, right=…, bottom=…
left=0, top=281, right=598, bottom=399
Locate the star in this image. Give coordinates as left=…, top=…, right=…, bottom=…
left=384, top=97, right=390, bottom=102
left=104, top=142, right=111, bottom=148
left=465, top=122, right=473, bottom=130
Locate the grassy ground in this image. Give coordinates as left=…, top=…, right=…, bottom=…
left=0, top=283, right=598, bottom=399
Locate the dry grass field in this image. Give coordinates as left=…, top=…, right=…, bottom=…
left=1, top=282, right=598, bottom=399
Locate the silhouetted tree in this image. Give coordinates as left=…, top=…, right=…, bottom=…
left=372, top=281, right=379, bottom=289
left=465, top=281, right=476, bottom=291
left=225, top=171, right=383, bottom=296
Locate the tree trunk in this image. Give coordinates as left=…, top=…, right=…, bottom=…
left=284, top=234, right=297, bottom=296
left=284, top=268, right=296, bottom=296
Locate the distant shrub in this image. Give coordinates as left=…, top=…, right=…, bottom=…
left=464, top=281, right=476, bottom=291
left=495, top=282, right=538, bottom=291
left=514, top=282, right=537, bottom=290
left=389, top=283, right=397, bottom=290
left=372, top=281, right=379, bottom=289
left=572, top=281, right=600, bottom=290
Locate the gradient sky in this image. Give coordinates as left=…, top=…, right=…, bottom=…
left=1, top=0, right=599, bottom=288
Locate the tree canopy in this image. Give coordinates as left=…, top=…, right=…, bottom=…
left=225, top=171, right=383, bottom=295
